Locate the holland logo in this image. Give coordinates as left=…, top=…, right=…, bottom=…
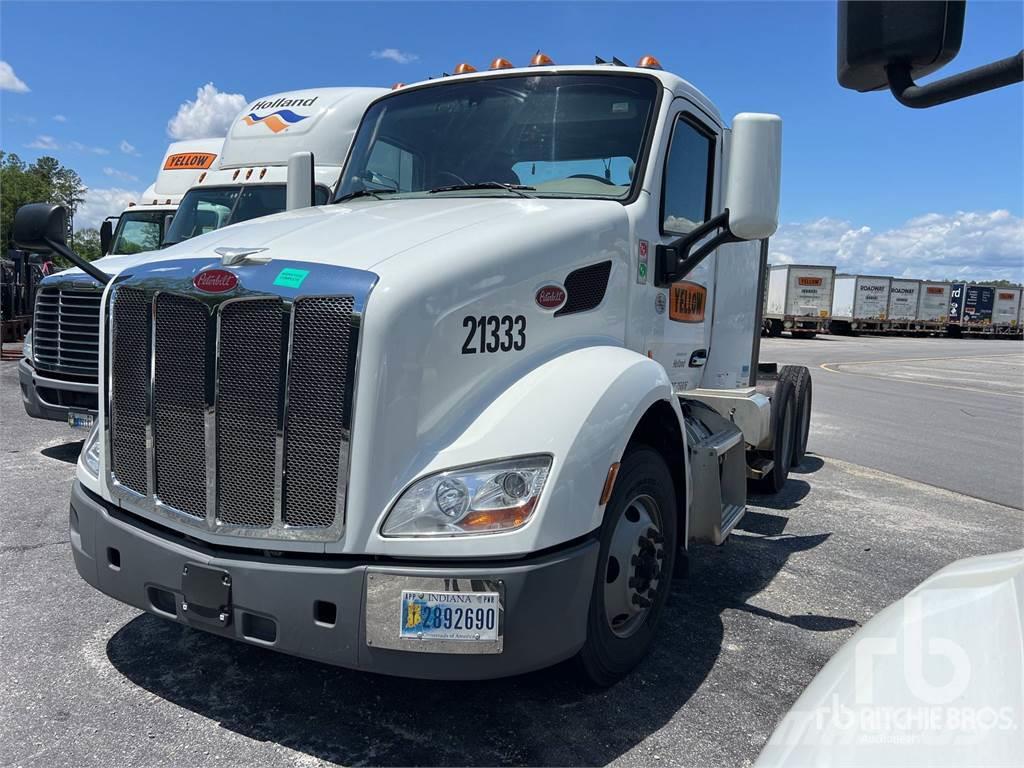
left=242, top=109, right=308, bottom=134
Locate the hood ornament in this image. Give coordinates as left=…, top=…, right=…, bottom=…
left=215, top=247, right=271, bottom=266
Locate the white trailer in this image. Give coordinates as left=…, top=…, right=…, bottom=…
left=763, top=264, right=835, bottom=338
left=829, top=274, right=891, bottom=334
left=992, top=287, right=1022, bottom=336
left=916, top=281, right=951, bottom=334
left=884, top=278, right=921, bottom=332
left=17, top=56, right=817, bottom=685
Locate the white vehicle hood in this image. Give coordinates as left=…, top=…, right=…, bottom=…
left=59, top=197, right=623, bottom=280
left=756, top=549, right=1024, bottom=767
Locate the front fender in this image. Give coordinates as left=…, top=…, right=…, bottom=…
left=368, top=346, right=684, bottom=558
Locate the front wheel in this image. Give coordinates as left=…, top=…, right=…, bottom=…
left=577, top=446, right=678, bottom=687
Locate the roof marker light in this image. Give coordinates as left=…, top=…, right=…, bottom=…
left=391, top=82, right=405, bottom=90
left=245, top=168, right=253, bottom=180
left=259, top=168, right=267, bottom=179
left=232, top=170, right=240, bottom=180
left=490, top=57, right=514, bottom=70
left=454, top=62, right=477, bottom=74
left=530, top=51, right=554, bottom=66
left=637, top=54, right=662, bottom=69
left=198, top=172, right=206, bottom=183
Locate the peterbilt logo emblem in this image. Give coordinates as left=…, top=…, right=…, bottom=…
left=193, top=269, right=239, bottom=293
left=535, top=285, right=566, bottom=310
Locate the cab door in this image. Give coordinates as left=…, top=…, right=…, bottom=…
left=639, top=101, right=722, bottom=392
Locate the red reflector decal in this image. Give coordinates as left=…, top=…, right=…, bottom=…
left=193, top=269, right=238, bottom=293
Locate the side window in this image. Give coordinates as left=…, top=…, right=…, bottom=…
left=366, top=140, right=417, bottom=192
left=662, top=115, right=714, bottom=235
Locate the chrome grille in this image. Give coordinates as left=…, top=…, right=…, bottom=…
left=110, top=288, right=150, bottom=496
left=106, top=268, right=364, bottom=544
left=32, top=285, right=103, bottom=379
left=284, top=296, right=355, bottom=527
left=153, top=295, right=208, bottom=519
left=216, top=300, right=282, bottom=527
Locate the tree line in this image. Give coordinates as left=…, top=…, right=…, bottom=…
left=1, top=151, right=102, bottom=262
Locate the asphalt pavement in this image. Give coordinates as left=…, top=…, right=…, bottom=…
left=1, top=337, right=1022, bottom=767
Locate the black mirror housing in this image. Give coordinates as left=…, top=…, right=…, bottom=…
left=100, top=218, right=114, bottom=255
left=838, top=0, right=965, bottom=92
left=13, top=203, right=69, bottom=252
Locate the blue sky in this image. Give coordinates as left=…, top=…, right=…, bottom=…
left=2, top=1, right=1022, bottom=280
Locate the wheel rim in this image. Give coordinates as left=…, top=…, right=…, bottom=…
left=603, top=493, right=665, bottom=639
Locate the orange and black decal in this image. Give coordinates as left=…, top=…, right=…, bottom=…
left=797, top=276, right=823, bottom=287
left=669, top=281, right=706, bottom=323
left=163, top=152, right=218, bottom=170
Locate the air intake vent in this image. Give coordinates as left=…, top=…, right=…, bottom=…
left=555, top=261, right=612, bottom=317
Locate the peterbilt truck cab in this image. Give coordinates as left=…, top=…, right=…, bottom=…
left=19, top=88, right=383, bottom=426
left=29, top=57, right=807, bottom=684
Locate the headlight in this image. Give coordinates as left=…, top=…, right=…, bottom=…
left=22, top=329, right=32, bottom=362
left=381, top=456, right=551, bottom=537
left=80, top=423, right=101, bottom=478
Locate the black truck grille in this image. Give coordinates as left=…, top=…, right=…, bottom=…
left=109, top=287, right=357, bottom=538
left=32, top=286, right=103, bottom=380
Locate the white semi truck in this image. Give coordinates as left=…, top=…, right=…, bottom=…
left=762, top=264, right=836, bottom=338
left=16, top=58, right=811, bottom=684
left=18, top=87, right=383, bottom=425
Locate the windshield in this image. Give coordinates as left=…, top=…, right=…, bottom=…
left=110, top=210, right=166, bottom=254
left=335, top=74, right=658, bottom=202
left=164, top=184, right=330, bottom=245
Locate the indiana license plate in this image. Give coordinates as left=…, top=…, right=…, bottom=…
left=400, top=590, right=499, bottom=642
left=68, top=412, right=94, bottom=430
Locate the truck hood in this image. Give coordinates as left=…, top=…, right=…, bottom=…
left=54, top=197, right=625, bottom=280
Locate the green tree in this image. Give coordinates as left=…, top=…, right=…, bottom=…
left=1, top=151, right=88, bottom=253
left=73, top=228, right=102, bottom=262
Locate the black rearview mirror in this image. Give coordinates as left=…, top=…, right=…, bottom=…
left=13, top=203, right=68, bottom=252
left=100, top=218, right=114, bottom=255
left=838, top=0, right=1022, bottom=108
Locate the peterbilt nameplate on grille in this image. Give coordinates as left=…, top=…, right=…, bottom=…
left=105, top=258, right=377, bottom=547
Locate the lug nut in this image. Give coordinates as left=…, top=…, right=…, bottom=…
left=646, top=528, right=664, bottom=543
left=632, top=594, right=652, bottom=608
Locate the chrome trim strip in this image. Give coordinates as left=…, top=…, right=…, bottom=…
left=146, top=292, right=157, bottom=498
left=275, top=299, right=296, bottom=527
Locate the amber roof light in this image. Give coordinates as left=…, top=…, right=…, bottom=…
left=530, top=52, right=554, bottom=66
left=490, top=57, right=514, bottom=70
left=454, top=62, right=477, bottom=74
left=637, top=55, right=662, bottom=69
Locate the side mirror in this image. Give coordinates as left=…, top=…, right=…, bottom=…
left=100, top=218, right=114, bottom=255
left=838, top=0, right=1022, bottom=108
left=12, top=202, right=110, bottom=284
left=724, top=113, right=782, bottom=241
left=286, top=151, right=315, bottom=210
left=13, top=203, right=68, bottom=252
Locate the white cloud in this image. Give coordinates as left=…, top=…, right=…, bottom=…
left=0, top=60, right=29, bottom=92
left=26, top=135, right=59, bottom=150
left=103, top=167, right=139, bottom=182
left=770, top=210, right=1024, bottom=283
left=67, top=140, right=109, bottom=155
left=53, top=114, right=67, bottom=123
left=119, top=139, right=140, bottom=156
left=75, top=187, right=141, bottom=231
left=371, top=48, right=418, bottom=64
left=166, top=83, right=246, bottom=140
left=8, top=114, right=36, bottom=125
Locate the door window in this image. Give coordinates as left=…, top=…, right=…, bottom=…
left=662, top=115, right=714, bottom=234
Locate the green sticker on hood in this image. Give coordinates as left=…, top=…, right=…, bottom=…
left=273, top=268, right=310, bottom=288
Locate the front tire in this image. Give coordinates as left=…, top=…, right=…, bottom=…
left=577, top=446, right=678, bottom=687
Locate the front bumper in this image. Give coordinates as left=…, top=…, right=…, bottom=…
left=70, top=481, right=599, bottom=679
left=18, top=358, right=98, bottom=423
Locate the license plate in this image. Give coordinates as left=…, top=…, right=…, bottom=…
left=400, top=590, right=499, bottom=642
left=68, top=412, right=94, bottom=430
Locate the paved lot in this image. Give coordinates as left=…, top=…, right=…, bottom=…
left=762, top=335, right=1024, bottom=508
left=1, top=338, right=1022, bottom=767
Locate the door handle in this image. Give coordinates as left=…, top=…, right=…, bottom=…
left=689, top=349, right=707, bottom=367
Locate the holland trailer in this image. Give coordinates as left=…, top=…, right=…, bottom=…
left=763, top=264, right=835, bottom=338
left=18, top=54, right=815, bottom=685
left=828, top=274, right=891, bottom=334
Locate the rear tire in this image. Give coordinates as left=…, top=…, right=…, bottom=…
left=577, top=446, right=678, bottom=687
left=753, top=378, right=796, bottom=494
left=779, top=365, right=812, bottom=466
left=767, top=319, right=783, bottom=337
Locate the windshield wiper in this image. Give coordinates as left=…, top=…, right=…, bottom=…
left=334, top=188, right=398, bottom=204
left=427, top=182, right=536, bottom=198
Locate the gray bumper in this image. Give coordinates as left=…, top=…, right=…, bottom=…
left=70, top=481, right=599, bottom=680
left=18, top=358, right=98, bottom=423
